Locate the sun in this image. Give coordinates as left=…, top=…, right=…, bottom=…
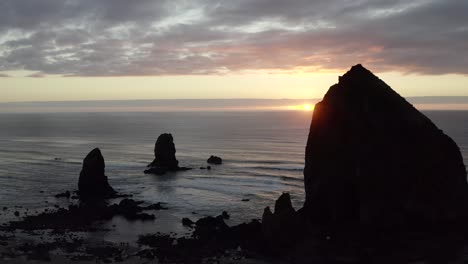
left=284, top=103, right=315, bottom=111
left=302, top=104, right=313, bottom=111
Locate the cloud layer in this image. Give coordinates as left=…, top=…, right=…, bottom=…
left=1, top=0, right=467, bottom=76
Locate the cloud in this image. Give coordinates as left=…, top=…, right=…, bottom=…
left=26, top=72, right=46, bottom=78
left=0, top=0, right=467, bottom=76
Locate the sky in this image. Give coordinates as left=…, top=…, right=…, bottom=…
left=0, top=0, right=467, bottom=104
left=3, top=97, right=468, bottom=113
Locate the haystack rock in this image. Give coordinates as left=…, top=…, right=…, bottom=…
left=145, top=133, right=190, bottom=174
left=78, top=148, right=116, bottom=199
left=303, top=64, right=468, bottom=234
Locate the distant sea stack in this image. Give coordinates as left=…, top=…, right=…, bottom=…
left=207, top=155, right=222, bottom=165
left=145, top=133, right=191, bottom=175
left=78, top=148, right=116, bottom=199
left=304, top=64, right=468, bottom=233
left=148, top=133, right=179, bottom=169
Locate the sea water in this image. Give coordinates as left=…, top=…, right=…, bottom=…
left=0, top=111, right=467, bottom=241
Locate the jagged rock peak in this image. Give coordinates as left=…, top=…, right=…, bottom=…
left=304, top=64, right=468, bottom=232
left=82, top=148, right=105, bottom=174
left=326, top=64, right=401, bottom=101
left=274, top=193, right=295, bottom=216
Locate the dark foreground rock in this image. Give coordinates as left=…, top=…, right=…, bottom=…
left=302, top=64, right=468, bottom=261
left=78, top=148, right=116, bottom=199
left=207, top=155, right=222, bottom=165
left=145, top=133, right=191, bottom=175
left=6, top=198, right=165, bottom=231
left=137, top=215, right=265, bottom=264
left=182, top=217, right=195, bottom=227
left=262, top=193, right=301, bottom=248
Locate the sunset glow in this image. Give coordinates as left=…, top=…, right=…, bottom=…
left=302, top=104, right=313, bottom=111
left=0, top=0, right=467, bottom=110
left=285, top=104, right=315, bottom=111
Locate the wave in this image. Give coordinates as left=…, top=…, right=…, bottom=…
left=249, top=166, right=303, bottom=172
left=0, top=148, right=48, bottom=156
left=194, top=172, right=303, bottom=184
left=227, top=159, right=289, bottom=165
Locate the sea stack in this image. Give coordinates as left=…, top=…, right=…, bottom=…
left=303, top=64, right=468, bottom=234
left=146, top=133, right=190, bottom=174
left=148, top=133, right=179, bottom=169
left=78, top=148, right=116, bottom=199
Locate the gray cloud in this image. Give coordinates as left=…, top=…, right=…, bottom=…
left=0, top=0, right=467, bottom=76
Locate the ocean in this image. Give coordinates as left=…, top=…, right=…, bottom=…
left=1, top=110, right=468, bottom=241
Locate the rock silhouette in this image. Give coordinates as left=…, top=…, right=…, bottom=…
left=78, top=148, right=116, bottom=199
left=148, top=133, right=179, bottom=169
left=303, top=64, right=468, bottom=255
left=261, top=193, right=299, bottom=248
left=145, top=133, right=191, bottom=175
left=207, top=155, right=222, bottom=165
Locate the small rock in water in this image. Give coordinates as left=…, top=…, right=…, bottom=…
left=241, top=199, right=250, bottom=202
left=14, top=211, right=19, bottom=217
left=200, top=167, right=206, bottom=170
left=207, top=166, right=211, bottom=170
left=182, top=218, right=195, bottom=227
left=143, top=203, right=168, bottom=210
left=55, top=191, right=71, bottom=198
left=207, top=155, right=222, bottom=165
left=221, top=211, right=230, bottom=219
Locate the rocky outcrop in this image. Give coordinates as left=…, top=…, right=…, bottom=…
left=207, top=155, right=222, bottom=165
left=78, top=148, right=116, bottom=199
left=145, top=133, right=191, bottom=175
left=303, top=64, right=468, bottom=234
left=54, top=191, right=70, bottom=198
left=262, top=193, right=300, bottom=248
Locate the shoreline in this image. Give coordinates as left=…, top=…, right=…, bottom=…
left=4, top=192, right=468, bottom=264
left=0, top=191, right=269, bottom=263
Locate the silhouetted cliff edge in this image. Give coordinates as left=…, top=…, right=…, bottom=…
left=301, top=64, right=468, bottom=260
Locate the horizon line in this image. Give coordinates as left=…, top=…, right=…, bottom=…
left=4, top=96, right=468, bottom=104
